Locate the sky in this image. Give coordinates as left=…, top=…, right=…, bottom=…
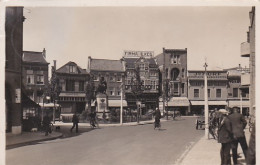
left=23, top=6, right=251, bottom=71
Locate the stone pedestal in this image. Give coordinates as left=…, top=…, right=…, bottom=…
left=96, top=93, right=108, bottom=112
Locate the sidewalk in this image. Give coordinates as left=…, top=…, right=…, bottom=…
left=6, top=131, right=63, bottom=149
left=179, top=127, right=251, bottom=165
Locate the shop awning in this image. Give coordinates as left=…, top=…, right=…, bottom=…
left=108, top=100, right=128, bottom=107
left=59, top=92, right=86, bottom=97
left=228, top=100, right=250, bottom=107
left=191, top=101, right=227, bottom=106
left=167, top=97, right=190, bottom=106
left=39, top=103, right=61, bottom=108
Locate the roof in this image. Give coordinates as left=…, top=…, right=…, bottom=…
left=90, top=58, right=124, bottom=72
left=23, top=51, right=48, bottom=64
left=124, top=57, right=157, bottom=68
left=56, top=61, right=88, bottom=74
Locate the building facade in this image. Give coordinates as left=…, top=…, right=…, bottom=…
left=155, top=48, right=189, bottom=115
left=88, top=57, right=127, bottom=112
left=241, top=7, right=255, bottom=116
left=56, top=61, right=90, bottom=114
left=123, top=51, right=160, bottom=113
left=188, top=70, right=228, bottom=115
left=5, top=7, right=24, bottom=134
left=224, top=65, right=250, bottom=115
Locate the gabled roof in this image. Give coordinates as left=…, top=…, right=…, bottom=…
left=90, top=58, right=124, bottom=72
left=23, top=51, right=48, bottom=64
left=56, top=61, right=87, bottom=74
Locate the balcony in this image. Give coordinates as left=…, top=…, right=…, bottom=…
left=241, top=42, right=250, bottom=57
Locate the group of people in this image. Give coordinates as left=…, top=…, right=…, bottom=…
left=217, top=106, right=255, bottom=165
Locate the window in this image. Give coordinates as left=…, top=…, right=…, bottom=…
left=27, top=75, right=34, bottom=84
left=66, top=80, right=75, bottom=91
left=69, top=65, right=76, bottom=73
left=181, top=83, right=185, bottom=94
left=182, top=69, right=185, bottom=78
left=117, top=76, right=122, bottom=82
left=110, top=88, right=115, bottom=96
left=174, top=55, right=178, bottom=64
left=233, top=88, right=238, bottom=97
left=216, top=89, right=221, bottom=98
left=151, top=80, right=156, bottom=90
left=194, top=89, right=199, bottom=98
left=139, top=64, right=145, bottom=70
left=110, top=76, right=115, bottom=82
left=208, top=89, right=210, bottom=98
left=36, top=75, right=44, bottom=84
left=79, top=81, right=84, bottom=91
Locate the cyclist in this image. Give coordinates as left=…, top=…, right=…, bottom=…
left=89, top=110, right=97, bottom=128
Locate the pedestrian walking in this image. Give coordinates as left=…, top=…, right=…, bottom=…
left=42, top=114, right=51, bottom=136
left=218, top=109, right=233, bottom=165
left=70, top=113, right=79, bottom=133
left=229, top=106, right=248, bottom=164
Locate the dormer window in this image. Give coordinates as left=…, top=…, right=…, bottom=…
left=69, top=65, right=77, bottom=73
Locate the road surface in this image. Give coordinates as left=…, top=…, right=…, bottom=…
left=6, top=117, right=203, bottom=165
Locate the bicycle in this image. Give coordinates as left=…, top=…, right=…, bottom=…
left=89, top=117, right=99, bottom=128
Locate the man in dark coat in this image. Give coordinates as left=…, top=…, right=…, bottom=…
left=229, top=107, right=248, bottom=164
left=218, top=109, right=233, bottom=165
left=42, top=114, right=51, bottom=136
left=246, top=122, right=255, bottom=165
left=70, top=113, right=79, bottom=133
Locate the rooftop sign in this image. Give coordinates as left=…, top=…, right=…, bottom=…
left=124, top=51, right=154, bottom=58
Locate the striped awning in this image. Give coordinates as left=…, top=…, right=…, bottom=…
left=167, top=97, right=190, bottom=106
left=228, top=100, right=250, bottom=107
left=191, top=101, right=227, bottom=106
left=108, top=100, right=128, bottom=107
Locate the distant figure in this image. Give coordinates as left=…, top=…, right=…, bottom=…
left=71, top=113, right=79, bottom=133
left=229, top=107, right=248, bottom=165
left=42, top=114, right=51, bottom=136
left=102, top=110, right=106, bottom=122
left=89, top=110, right=97, bottom=127
left=154, top=108, right=161, bottom=127
left=218, top=109, right=232, bottom=165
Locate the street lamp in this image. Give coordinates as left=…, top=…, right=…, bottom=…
left=204, top=62, right=209, bottom=139
left=120, top=83, right=123, bottom=125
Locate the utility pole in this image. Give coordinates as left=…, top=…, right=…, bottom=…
left=240, top=89, right=243, bottom=114
left=163, top=48, right=166, bottom=118
left=204, top=62, right=209, bottom=139
left=120, top=83, right=123, bottom=125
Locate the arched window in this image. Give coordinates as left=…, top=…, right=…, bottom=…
left=171, top=68, right=180, bottom=80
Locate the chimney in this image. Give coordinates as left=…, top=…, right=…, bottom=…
left=43, top=48, right=46, bottom=58
left=88, top=56, right=92, bottom=70
left=53, top=60, right=56, bottom=70
left=239, top=64, right=241, bottom=69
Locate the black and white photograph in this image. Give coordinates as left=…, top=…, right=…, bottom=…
left=1, top=1, right=258, bottom=165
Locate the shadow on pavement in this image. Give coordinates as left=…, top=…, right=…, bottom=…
left=58, top=125, right=95, bottom=139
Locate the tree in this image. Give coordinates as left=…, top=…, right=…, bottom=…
left=85, top=77, right=95, bottom=113
left=129, top=65, right=144, bottom=123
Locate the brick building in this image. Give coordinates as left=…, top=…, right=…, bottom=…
left=56, top=61, right=90, bottom=114
left=155, top=48, right=189, bottom=115
left=88, top=57, right=127, bottom=112
left=123, top=51, right=160, bottom=113
left=224, top=65, right=250, bottom=115
left=5, top=7, right=24, bottom=134
left=188, top=70, right=228, bottom=115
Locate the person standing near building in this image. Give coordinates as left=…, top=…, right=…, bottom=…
left=218, top=109, right=232, bottom=165
left=229, top=107, right=248, bottom=164
left=42, top=114, right=51, bottom=136
left=70, top=113, right=79, bottom=133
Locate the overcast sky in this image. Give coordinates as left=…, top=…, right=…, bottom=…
left=23, top=6, right=251, bottom=71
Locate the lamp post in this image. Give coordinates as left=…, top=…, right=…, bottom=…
left=120, top=83, right=123, bottom=125
left=240, top=88, right=243, bottom=114
left=204, top=62, right=209, bottom=139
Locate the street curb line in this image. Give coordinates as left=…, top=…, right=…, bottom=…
left=174, top=141, right=196, bottom=165
left=6, top=133, right=63, bottom=150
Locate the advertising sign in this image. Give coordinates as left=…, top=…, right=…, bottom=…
left=124, top=51, right=154, bottom=58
